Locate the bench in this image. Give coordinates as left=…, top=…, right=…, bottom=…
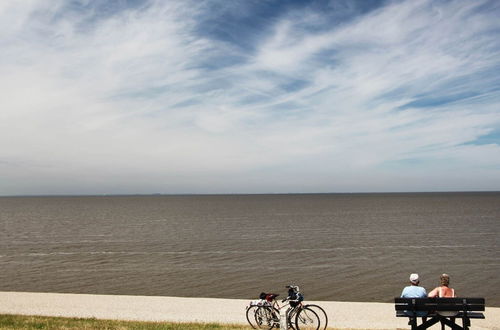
left=395, top=297, right=485, bottom=330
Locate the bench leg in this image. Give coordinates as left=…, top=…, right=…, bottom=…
left=462, top=317, right=470, bottom=330
left=409, top=316, right=417, bottom=330
left=417, top=316, right=440, bottom=330
left=440, top=317, right=463, bottom=330
left=440, top=317, right=456, bottom=330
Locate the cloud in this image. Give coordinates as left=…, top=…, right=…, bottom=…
left=0, top=0, right=499, bottom=194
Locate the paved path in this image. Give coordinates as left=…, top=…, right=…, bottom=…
left=0, top=292, right=499, bottom=329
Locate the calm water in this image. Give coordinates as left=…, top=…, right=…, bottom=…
left=0, top=193, right=499, bottom=306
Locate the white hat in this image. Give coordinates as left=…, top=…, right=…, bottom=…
left=410, top=273, right=419, bottom=284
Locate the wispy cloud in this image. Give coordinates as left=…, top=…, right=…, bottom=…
left=1, top=0, right=499, bottom=194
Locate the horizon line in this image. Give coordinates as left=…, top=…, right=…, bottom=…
left=1, top=190, right=499, bottom=198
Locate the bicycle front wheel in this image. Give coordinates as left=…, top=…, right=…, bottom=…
left=295, top=307, right=320, bottom=330
left=304, top=304, right=328, bottom=330
left=255, top=305, right=280, bottom=329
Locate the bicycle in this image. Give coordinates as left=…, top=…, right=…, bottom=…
left=246, top=286, right=325, bottom=330
left=283, top=285, right=328, bottom=330
left=284, top=285, right=326, bottom=330
left=246, top=293, right=279, bottom=329
left=246, top=292, right=279, bottom=329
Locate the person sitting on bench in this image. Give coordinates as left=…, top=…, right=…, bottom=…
left=428, top=273, right=456, bottom=298
left=401, top=273, right=428, bottom=318
left=428, top=273, right=458, bottom=317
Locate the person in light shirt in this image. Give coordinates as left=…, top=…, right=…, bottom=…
left=401, top=273, right=428, bottom=318
left=401, top=273, right=427, bottom=298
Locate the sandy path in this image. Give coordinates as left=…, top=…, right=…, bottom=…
left=0, top=292, right=498, bottom=329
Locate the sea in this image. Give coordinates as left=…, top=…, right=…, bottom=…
left=0, top=192, right=499, bottom=306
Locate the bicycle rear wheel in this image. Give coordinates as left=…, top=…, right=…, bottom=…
left=295, top=307, right=320, bottom=330
left=304, top=304, right=328, bottom=330
left=255, top=305, right=280, bottom=329
left=246, top=305, right=260, bottom=329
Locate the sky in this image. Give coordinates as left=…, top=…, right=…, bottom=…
left=1, top=0, right=500, bottom=195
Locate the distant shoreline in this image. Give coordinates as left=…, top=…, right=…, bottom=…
left=2, top=190, right=499, bottom=198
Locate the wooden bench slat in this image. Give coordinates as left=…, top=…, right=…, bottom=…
left=395, top=298, right=485, bottom=310
left=432, top=304, right=485, bottom=311
left=461, top=312, right=486, bottom=319
left=395, top=297, right=485, bottom=304
left=396, top=310, right=485, bottom=319
left=406, top=304, right=485, bottom=311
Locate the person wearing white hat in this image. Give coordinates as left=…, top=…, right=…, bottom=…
left=401, top=273, right=428, bottom=319
left=401, top=273, right=427, bottom=298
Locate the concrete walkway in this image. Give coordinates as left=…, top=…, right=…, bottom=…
left=0, top=292, right=499, bottom=329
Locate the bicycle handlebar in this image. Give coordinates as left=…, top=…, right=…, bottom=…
left=282, top=296, right=301, bottom=303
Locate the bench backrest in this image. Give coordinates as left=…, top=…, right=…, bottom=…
left=395, top=298, right=485, bottom=312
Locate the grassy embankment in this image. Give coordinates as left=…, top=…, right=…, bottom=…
left=0, top=314, right=252, bottom=330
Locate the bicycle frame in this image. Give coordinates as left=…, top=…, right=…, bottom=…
left=267, top=297, right=306, bottom=329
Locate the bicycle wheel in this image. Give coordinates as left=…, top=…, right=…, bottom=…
left=304, top=304, right=328, bottom=330
left=286, top=307, right=298, bottom=330
left=246, top=305, right=260, bottom=329
left=295, top=307, right=320, bottom=330
left=255, top=305, right=280, bottom=329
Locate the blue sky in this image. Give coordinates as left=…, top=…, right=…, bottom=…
left=1, top=0, right=500, bottom=195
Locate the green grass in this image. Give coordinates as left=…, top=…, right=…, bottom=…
left=0, top=314, right=253, bottom=330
